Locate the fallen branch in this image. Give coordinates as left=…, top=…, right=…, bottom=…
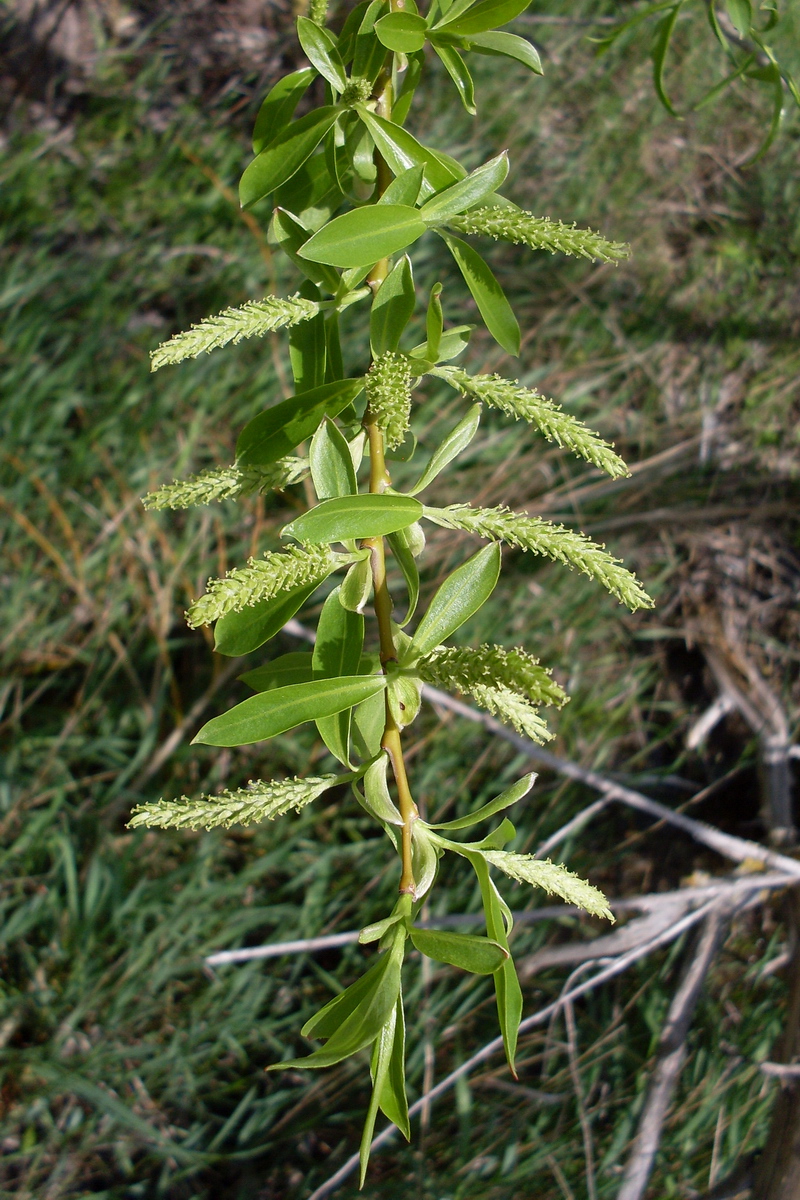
left=616, top=903, right=734, bottom=1200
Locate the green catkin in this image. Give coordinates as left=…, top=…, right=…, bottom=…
left=342, top=78, right=373, bottom=106
left=186, top=544, right=347, bottom=628
left=434, top=367, right=629, bottom=479
left=424, top=503, right=653, bottom=612
left=482, top=852, right=614, bottom=920
left=128, top=774, right=342, bottom=831
left=365, top=352, right=413, bottom=449
left=418, top=644, right=567, bottom=709
left=151, top=295, right=321, bottom=370
left=142, top=459, right=307, bottom=510
left=470, top=683, right=552, bottom=743
left=446, top=206, right=630, bottom=264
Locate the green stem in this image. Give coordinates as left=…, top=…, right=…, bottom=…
left=363, top=55, right=418, bottom=898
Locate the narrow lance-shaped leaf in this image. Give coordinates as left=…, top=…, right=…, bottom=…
left=386, top=526, right=420, bottom=625
left=431, top=42, right=476, bottom=114
left=313, top=587, right=365, bottom=767
left=420, top=151, right=509, bottom=222
left=240, top=106, right=341, bottom=209
left=467, top=31, right=542, bottom=74
left=355, top=105, right=465, bottom=198
left=299, top=205, right=428, bottom=269
left=409, top=926, right=508, bottom=973
left=289, top=284, right=327, bottom=392
left=377, top=995, right=410, bottom=1138
left=435, top=0, right=535, bottom=37
left=213, top=581, right=320, bottom=657
left=440, top=231, right=520, bottom=356
left=426, top=771, right=536, bottom=831
left=425, top=283, right=443, bottom=361
left=240, top=651, right=314, bottom=692
left=271, top=925, right=406, bottom=1070
left=271, top=208, right=342, bottom=293
left=283, top=494, right=423, bottom=544
left=297, top=16, right=348, bottom=91
left=379, top=165, right=425, bottom=206
left=409, top=404, right=481, bottom=494
left=407, top=542, right=501, bottom=658
left=193, top=674, right=387, bottom=747
left=360, top=1002, right=398, bottom=1185
left=310, top=417, right=358, bottom=500
left=370, top=256, right=416, bottom=357
left=651, top=2, right=684, bottom=117
left=252, top=67, right=316, bottom=154
left=236, top=379, right=365, bottom=468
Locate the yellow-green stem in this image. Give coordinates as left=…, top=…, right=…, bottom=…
left=363, top=54, right=418, bottom=897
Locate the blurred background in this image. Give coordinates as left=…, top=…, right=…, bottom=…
left=1, top=1, right=799, bottom=1196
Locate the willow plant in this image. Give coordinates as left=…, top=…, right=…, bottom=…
left=132, top=0, right=656, bottom=1179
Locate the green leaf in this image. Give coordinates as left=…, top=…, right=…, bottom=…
left=378, top=995, right=410, bottom=1136
left=236, top=379, right=365, bottom=468
left=273, top=927, right=405, bottom=1069
left=470, top=851, right=522, bottom=1071
left=386, top=527, right=420, bottom=624
left=408, top=542, right=501, bottom=658
left=359, top=753, right=403, bottom=825
left=310, top=417, right=358, bottom=500
left=411, top=823, right=440, bottom=898
left=313, top=587, right=365, bottom=766
left=289, top=288, right=327, bottom=392
left=467, top=31, right=542, bottom=73
left=725, top=0, right=752, bottom=36
left=356, top=105, right=465, bottom=198
left=424, top=282, right=443, bottom=361
left=431, top=42, right=476, bottom=113
left=427, top=772, right=535, bottom=830
left=301, top=949, right=388, bottom=1038
left=325, top=311, right=346, bottom=382
left=353, top=0, right=393, bottom=84
left=271, top=208, right=341, bottom=293
left=370, top=256, right=417, bottom=357
left=420, top=152, right=509, bottom=222
left=410, top=927, right=508, bottom=973
left=409, top=404, right=480, bottom=495
left=410, top=323, right=472, bottom=363
left=375, top=10, right=428, bottom=52
left=339, top=555, right=372, bottom=611
left=283, top=494, right=424, bottom=543
left=193, top=675, right=387, bottom=747
left=651, top=3, right=683, bottom=117
left=379, top=165, right=426, bottom=206
left=337, top=0, right=371, bottom=62
left=214, top=582, right=319, bottom=657
left=352, top=685, right=387, bottom=759
left=274, top=154, right=343, bottom=232
left=240, top=106, right=341, bottom=209
left=253, top=67, right=316, bottom=154
left=299, top=205, right=428, bottom=269
left=440, top=231, right=519, bottom=356
left=360, top=1000, right=398, bottom=1185
left=392, top=50, right=424, bottom=125
left=297, top=16, right=348, bottom=91
left=240, top=651, right=314, bottom=692
left=436, top=0, right=533, bottom=36
left=360, top=910, right=406, bottom=944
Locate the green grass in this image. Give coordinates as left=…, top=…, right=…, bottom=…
left=2, top=1, right=799, bottom=1196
